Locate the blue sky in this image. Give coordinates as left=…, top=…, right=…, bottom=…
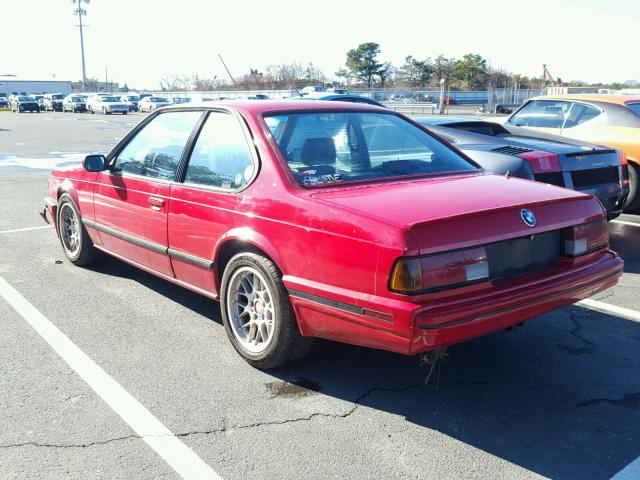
left=2, top=0, right=638, bottom=89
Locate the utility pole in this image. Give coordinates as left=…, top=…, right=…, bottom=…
left=73, top=0, right=90, bottom=86
left=218, top=54, right=236, bottom=85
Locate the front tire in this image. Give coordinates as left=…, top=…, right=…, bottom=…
left=624, top=162, right=640, bottom=212
left=57, top=194, right=101, bottom=266
left=220, top=252, right=314, bottom=369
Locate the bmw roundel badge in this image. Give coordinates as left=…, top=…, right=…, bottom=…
left=520, top=209, right=536, bottom=228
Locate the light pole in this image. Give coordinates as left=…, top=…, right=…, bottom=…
left=439, top=78, right=445, bottom=114
left=73, top=0, right=90, bottom=86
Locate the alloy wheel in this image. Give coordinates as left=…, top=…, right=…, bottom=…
left=226, top=266, right=276, bottom=354
left=59, top=203, right=81, bottom=257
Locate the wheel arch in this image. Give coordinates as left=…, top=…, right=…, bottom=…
left=214, top=228, right=286, bottom=291
left=56, top=179, right=80, bottom=209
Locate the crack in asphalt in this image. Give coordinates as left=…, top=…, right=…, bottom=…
left=577, top=392, right=640, bottom=409
left=0, top=379, right=510, bottom=448
left=557, top=310, right=597, bottom=355
left=0, top=434, right=140, bottom=449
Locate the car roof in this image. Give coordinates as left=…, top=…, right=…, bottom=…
left=165, top=100, right=387, bottom=115
left=415, top=116, right=484, bottom=126
left=530, top=94, right=640, bottom=105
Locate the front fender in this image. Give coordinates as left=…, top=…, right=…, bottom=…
left=58, top=179, right=80, bottom=209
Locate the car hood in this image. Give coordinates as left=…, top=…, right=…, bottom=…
left=310, top=173, right=601, bottom=254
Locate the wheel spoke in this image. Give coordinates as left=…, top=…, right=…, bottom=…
left=226, top=266, right=278, bottom=354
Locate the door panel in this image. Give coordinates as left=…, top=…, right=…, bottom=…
left=168, top=185, right=239, bottom=294
left=94, top=174, right=173, bottom=275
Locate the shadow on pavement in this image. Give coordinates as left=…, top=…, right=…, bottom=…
left=89, top=255, right=640, bottom=480
left=272, top=306, right=640, bottom=480
left=610, top=222, right=640, bottom=274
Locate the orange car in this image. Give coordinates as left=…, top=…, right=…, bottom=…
left=506, top=94, right=640, bottom=212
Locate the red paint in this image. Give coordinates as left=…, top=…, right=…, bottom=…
left=518, top=151, right=562, bottom=173
left=44, top=101, right=623, bottom=357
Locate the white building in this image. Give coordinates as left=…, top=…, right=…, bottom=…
left=0, top=78, right=72, bottom=96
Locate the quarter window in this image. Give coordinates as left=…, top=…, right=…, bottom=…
left=627, top=103, right=640, bottom=118
left=509, top=100, right=572, bottom=128
left=113, top=111, right=201, bottom=180
left=563, top=103, right=601, bottom=128
left=184, top=112, right=255, bottom=189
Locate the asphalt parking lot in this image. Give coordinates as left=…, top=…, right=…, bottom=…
left=1, top=111, right=639, bottom=480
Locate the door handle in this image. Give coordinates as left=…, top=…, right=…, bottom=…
left=148, top=197, right=165, bottom=210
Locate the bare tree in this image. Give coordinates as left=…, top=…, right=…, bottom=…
left=159, top=74, right=190, bottom=91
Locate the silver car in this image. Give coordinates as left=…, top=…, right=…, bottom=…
left=87, top=95, right=129, bottom=115
left=138, top=96, right=171, bottom=112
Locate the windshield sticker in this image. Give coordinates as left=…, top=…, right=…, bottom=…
left=302, top=174, right=343, bottom=185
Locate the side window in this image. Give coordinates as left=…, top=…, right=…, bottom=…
left=564, top=103, right=601, bottom=128
left=184, top=112, right=255, bottom=189
left=509, top=100, right=571, bottom=128
left=113, top=111, right=201, bottom=180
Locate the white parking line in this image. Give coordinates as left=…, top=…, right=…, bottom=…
left=578, top=298, right=640, bottom=323
left=0, top=225, right=52, bottom=234
left=0, top=276, right=222, bottom=480
left=611, top=220, right=640, bottom=228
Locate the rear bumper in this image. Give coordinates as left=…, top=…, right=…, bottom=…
left=286, top=250, right=623, bottom=356
left=410, top=251, right=622, bottom=353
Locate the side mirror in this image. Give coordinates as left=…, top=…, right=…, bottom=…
left=83, top=154, right=106, bottom=172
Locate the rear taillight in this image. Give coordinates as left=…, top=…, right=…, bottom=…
left=389, top=247, right=489, bottom=294
left=619, top=150, right=628, bottom=165
left=518, top=151, right=561, bottom=173
left=622, top=164, right=629, bottom=188
left=562, top=219, right=608, bottom=257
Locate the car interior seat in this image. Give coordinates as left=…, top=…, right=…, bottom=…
left=299, top=138, right=337, bottom=175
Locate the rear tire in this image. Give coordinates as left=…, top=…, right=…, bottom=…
left=624, top=162, right=640, bottom=212
left=57, top=194, right=102, bottom=266
left=220, top=252, right=314, bottom=369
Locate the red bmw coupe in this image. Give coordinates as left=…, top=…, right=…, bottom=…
left=43, top=101, right=623, bottom=368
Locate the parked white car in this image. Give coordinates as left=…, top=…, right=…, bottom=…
left=118, top=94, right=140, bottom=111
left=300, top=85, right=325, bottom=95
left=86, top=95, right=129, bottom=115
left=138, top=96, right=171, bottom=112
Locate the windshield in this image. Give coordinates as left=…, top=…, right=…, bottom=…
left=18, top=96, right=34, bottom=101
left=150, top=97, right=168, bottom=102
left=264, top=111, right=478, bottom=186
left=102, top=96, right=119, bottom=102
left=71, top=96, right=85, bottom=102
left=627, top=103, right=640, bottom=118
left=52, top=94, right=64, bottom=100
left=127, top=96, right=139, bottom=101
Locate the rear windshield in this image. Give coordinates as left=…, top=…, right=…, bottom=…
left=150, top=97, right=168, bottom=102
left=264, top=111, right=478, bottom=186
left=627, top=103, right=640, bottom=118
